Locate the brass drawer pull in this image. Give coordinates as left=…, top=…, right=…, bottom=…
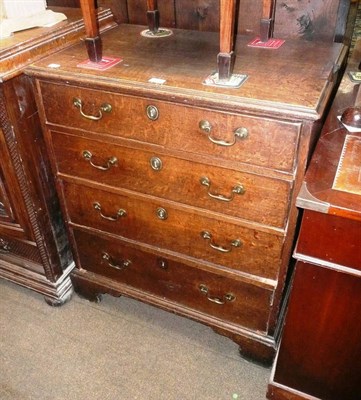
left=73, top=97, right=112, bottom=121
left=102, top=251, right=131, bottom=270
left=93, top=202, right=127, bottom=221
left=201, top=231, right=242, bottom=253
left=199, top=120, right=248, bottom=147
left=200, top=176, right=245, bottom=202
left=82, top=150, right=118, bottom=171
left=199, top=284, right=236, bottom=305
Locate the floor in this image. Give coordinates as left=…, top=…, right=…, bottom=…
left=0, top=279, right=270, bottom=400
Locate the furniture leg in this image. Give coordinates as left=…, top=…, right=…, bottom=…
left=260, top=0, right=275, bottom=42
left=79, top=0, right=102, bottom=62
left=218, top=0, right=237, bottom=80
left=147, top=0, right=160, bottom=33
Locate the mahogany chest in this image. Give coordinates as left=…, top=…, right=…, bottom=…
left=27, top=23, right=346, bottom=361
left=268, top=44, right=361, bottom=399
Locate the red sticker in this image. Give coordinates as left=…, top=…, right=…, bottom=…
left=247, top=37, right=285, bottom=49
left=77, top=56, right=122, bottom=70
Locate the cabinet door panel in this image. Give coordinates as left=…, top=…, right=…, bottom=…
left=0, top=168, right=13, bottom=221
left=0, top=119, right=30, bottom=237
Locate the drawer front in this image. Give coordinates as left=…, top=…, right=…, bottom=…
left=62, top=181, right=283, bottom=279
left=73, top=228, right=273, bottom=332
left=39, top=81, right=166, bottom=146
left=165, top=108, right=300, bottom=172
left=52, top=131, right=291, bottom=228
left=40, top=81, right=301, bottom=172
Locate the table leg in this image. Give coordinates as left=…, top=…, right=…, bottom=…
left=260, top=0, right=275, bottom=42
left=79, top=0, right=102, bottom=62
left=147, top=0, right=160, bottom=33
left=218, top=0, right=237, bottom=80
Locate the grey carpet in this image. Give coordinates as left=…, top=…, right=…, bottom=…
left=0, top=279, right=270, bottom=400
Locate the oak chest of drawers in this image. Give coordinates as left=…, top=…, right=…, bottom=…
left=27, top=24, right=346, bottom=362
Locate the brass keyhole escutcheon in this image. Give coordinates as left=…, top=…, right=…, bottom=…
left=146, top=105, right=159, bottom=121
left=156, top=207, right=168, bottom=220
left=157, top=258, right=169, bottom=270
left=150, top=156, right=163, bottom=171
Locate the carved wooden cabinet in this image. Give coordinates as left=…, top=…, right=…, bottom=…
left=0, top=7, right=116, bottom=304
left=27, top=22, right=346, bottom=361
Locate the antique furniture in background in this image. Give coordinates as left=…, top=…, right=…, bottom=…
left=267, top=41, right=361, bottom=399
left=50, top=0, right=359, bottom=79
left=0, top=6, right=116, bottom=305
left=48, top=0, right=358, bottom=43
left=26, top=3, right=347, bottom=360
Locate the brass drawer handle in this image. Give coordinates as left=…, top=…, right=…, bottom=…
left=73, top=97, right=112, bottom=121
left=199, top=284, right=236, bottom=305
left=93, top=202, right=127, bottom=221
left=82, top=150, right=118, bottom=171
left=200, top=177, right=245, bottom=202
left=201, top=231, right=242, bottom=253
left=102, top=251, right=131, bottom=270
left=199, top=120, right=248, bottom=147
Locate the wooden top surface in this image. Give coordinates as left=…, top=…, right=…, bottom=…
left=26, top=23, right=346, bottom=120
left=297, top=40, right=361, bottom=221
left=0, top=7, right=116, bottom=81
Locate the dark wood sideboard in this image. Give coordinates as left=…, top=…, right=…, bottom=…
left=0, top=7, right=116, bottom=305
left=25, top=13, right=348, bottom=362
left=267, top=42, right=361, bottom=399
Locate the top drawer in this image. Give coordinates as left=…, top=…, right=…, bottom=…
left=39, top=81, right=301, bottom=172
left=38, top=81, right=166, bottom=146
